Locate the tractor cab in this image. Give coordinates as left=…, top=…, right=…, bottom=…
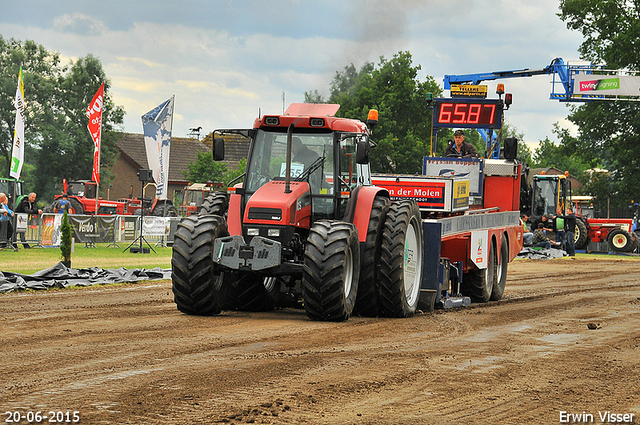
left=216, top=104, right=374, bottom=237
left=0, top=178, right=24, bottom=210
left=65, top=180, right=97, bottom=198
left=240, top=127, right=369, bottom=222
left=530, top=173, right=571, bottom=216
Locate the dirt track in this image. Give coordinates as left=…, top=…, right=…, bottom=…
left=2, top=257, right=640, bottom=425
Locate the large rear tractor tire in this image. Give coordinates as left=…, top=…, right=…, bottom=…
left=353, top=195, right=390, bottom=317
left=224, top=273, right=279, bottom=312
left=200, top=193, right=229, bottom=217
left=461, top=237, right=497, bottom=303
left=303, top=221, right=360, bottom=322
left=574, top=219, right=588, bottom=250
left=490, top=234, right=508, bottom=301
left=69, top=198, right=84, bottom=215
left=171, top=215, right=229, bottom=315
left=378, top=200, right=424, bottom=318
left=153, top=202, right=179, bottom=217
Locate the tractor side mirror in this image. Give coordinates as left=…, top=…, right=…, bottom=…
left=504, top=137, right=518, bottom=160
left=213, top=137, right=225, bottom=161
left=356, top=140, right=370, bottom=164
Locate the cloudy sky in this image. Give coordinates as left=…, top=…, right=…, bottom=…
left=0, top=0, right=584, bottom=149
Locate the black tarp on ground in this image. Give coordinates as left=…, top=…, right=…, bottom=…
left=0, top=262, right=171, bottom=293
left=517, top=247, right=567, bottom=260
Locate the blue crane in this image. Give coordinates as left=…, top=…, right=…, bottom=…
left=440, top=57, right=640, bottom=157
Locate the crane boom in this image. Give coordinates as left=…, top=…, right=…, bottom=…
left=444, top=58, right=640, bottom=102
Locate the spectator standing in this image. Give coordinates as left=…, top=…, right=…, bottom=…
left=553, top=208, right=566, bottom=251
left=15, top=192, right=43, bottom=249
left=560, top=208, right=577, bottom=257
left=0, top=192, right=16, bottom=249
left=53, top=194, right=71, bottom=214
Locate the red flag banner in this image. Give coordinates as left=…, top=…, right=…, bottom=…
left=86, top=83, right=104, bottom=183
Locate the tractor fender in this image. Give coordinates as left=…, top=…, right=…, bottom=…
left=344, top=186, right=390, bottom=242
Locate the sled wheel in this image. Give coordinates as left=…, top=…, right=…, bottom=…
left=353, top=195, right=390, bottom=317
left=69, top=198, right=84, bottom=215
left=461, top=237, right=497, bottom=303
left=171, top=215, right=229, bottom=315
left=378, top=200, right=424, bottom=318
left=303, top=220, right=360, bottom=322
left=490, top=234, right=508, bottom=301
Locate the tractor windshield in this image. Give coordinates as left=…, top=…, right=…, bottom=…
left=246, top=130, right=334, bottom=195
left=532, top=178, right=558, bottom=216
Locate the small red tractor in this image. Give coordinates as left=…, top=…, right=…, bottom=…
left=50, top=180, right=127, bottom=215
left=49, top=179, right=178, bottom=216
left=178, top=182, right=216, bottom=216
left=526, top=173, right=637, bottom=252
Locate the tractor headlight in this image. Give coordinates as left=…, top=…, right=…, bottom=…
left=247, top=228, right=260, bottom=236
left=268, top=229, right=280, bottom=237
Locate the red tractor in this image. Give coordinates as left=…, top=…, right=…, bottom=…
left=178, top=182, right=217, bottom=216
left=171, top=103, right=424, bottom=321
left=51, top=180, right=127, bottom=215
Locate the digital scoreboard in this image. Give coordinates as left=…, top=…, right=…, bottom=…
left=432, top=98, right=503, bottom=129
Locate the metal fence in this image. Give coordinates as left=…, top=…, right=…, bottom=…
left=1, top=213, right=183, bottom=249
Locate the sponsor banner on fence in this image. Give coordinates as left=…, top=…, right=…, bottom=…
left=142, top=217, right=170, bottom=237
left=41, top=215, right=63, bottom=247
left=68, top=215, right=117, bottom=244
left=40, top=214, right=117, bottom=246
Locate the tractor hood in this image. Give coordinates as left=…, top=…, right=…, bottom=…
left=244, top=180, right=312, bottom=229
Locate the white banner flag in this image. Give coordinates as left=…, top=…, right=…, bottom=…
left=141, top=96, right=174, bottom=200
left=10, top=68, right=25, bottom=179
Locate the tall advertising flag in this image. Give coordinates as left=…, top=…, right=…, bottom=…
left=10, top=67, right=25, bottom=179
left=142, top=96, right=174, bottom=200
left=86, top=83, right=104, bottom=183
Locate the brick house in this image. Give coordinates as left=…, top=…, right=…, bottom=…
left=109, top=132, right=250, bottom=202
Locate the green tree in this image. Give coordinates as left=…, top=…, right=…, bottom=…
left=327, top=52, right=442, bottom=174
left=182, top=152, right=247, bottom=188
left=303, top=90, right=325, bottom=103
left=0, top=36, right=62, bottom=176
left=0, top=37, right=124, bottom=201
left=558, top=0, right=640, bottom=206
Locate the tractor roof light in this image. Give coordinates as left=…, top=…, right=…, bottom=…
left=496, top=83, right=505, bottom=95
left=505, top=93, right=512, bottom=108
left=309, top=118, right=325, bottom=127
left=565, top=171, right=570, bottom=177
left=264, top=116, right=280, bottom=126
left=366, top=109, right=378, bottom=129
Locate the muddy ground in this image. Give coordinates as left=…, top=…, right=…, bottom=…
left=2, top=256, right=640, bottom=425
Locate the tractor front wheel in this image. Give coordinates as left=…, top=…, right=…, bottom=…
left=171, top=215, right=229, bottom=315
left=303, top=220, right=360, bottom=322
left=608, top=229, right=634, bottom=252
